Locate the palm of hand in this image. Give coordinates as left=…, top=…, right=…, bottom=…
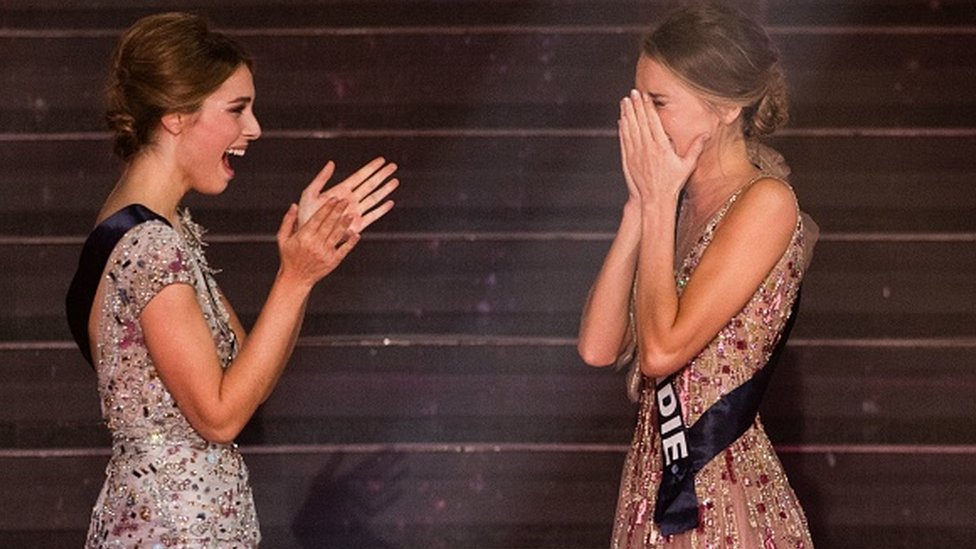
left=299, top=190, right=364, bottom=232
left=295, top=157, right=399, bottom=233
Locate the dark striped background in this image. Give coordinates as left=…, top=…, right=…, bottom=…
left=1, top=1, right=975, bottom=547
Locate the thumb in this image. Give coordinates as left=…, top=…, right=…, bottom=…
left=277, top=203, right=299, bottom=243
left=683, top=132, right=710, bottom=166
left=307, top=161, right=336, bottom=195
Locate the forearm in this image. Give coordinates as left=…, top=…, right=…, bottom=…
left=578, top=203, right=641, bottom=366
left=634, top=196, right=682, bottom=375
left=217, top=271, right=312, bottom=430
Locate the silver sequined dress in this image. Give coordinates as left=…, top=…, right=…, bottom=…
left=611, top=177, right=815, bottom=548
left=86, top=210, right=260, bottom=548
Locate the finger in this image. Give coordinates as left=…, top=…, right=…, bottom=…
left=351, top=162, right=398, bottom=201
left=332, top=230, right=362, bottom=261
left=617, top=121, right=637, bottom=191
left=302, top=161, right=336, bottom=199
left=624, top=90, right=654, bottom=149
left=277, top=203, right=299, bottom=244
left=339, top=156, right=388, bottom=192
left=618, top=100, right=633, bottom=153
left=619, top=101, right=641, bottom=174
left=639, top=91, right=670, bottom=147
left=682, top=132, right=710, bottom=168
left=630, top=90, right=661, bottom=148
left=321, top=212, right=357, bottom=249
left=358, top=199, right=395, bottom=231
left=306, top=197, right=345, bottom=233
left=357, top=177, right=399, bottom=213
left=621, top=96, right=648, bottom=165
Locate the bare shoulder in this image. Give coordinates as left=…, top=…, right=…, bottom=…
left=729, top=176, right=798, bottom=231
left=706, top=176, right=798, bottom=261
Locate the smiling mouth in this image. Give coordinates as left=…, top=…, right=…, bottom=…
left=223, top=148, right=246, bottom=175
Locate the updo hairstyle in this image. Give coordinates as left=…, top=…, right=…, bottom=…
left=642, top=3, right=789, bottom=138
left=105, top=12, right=253, bottom=161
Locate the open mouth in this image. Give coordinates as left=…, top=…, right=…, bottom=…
left=223, top=147, right=246, bottom=176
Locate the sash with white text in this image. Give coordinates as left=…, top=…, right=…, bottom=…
left=653, top=293, right=801, bottom=535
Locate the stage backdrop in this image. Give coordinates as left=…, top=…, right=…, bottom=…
left=1, top=1, right=974, bottom=547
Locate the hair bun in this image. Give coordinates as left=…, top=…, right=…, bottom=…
left=103, top=12, right=251, bottom=161
left=105, top=108, right=139, bottom=160
left=643, top=4, right=790, bottom=139
left=747, top=68, right=789, bottom=137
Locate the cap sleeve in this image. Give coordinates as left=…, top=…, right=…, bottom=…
left=110, top=221, right=197, bottom=318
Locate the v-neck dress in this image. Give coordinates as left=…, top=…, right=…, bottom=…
left=611, top=176, right=815, bottom=548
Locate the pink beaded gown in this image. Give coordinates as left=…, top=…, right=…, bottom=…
left=83, top=209, right=260, bottom=547
left=611, top=175, right=816, bottom=548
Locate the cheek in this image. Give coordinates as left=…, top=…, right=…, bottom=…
left=656, top=111, right=678, bottom=138
left=657, top=112, right=689, bottom=144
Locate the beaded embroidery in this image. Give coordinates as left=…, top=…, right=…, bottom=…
left=86, top=209, right=259, bottom=548
left=610, top=177, right=814, bottom=548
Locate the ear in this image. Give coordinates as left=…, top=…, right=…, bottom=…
left=718, top=104, right=743, bottom=126
left=159, top=112, right=185, bottom=136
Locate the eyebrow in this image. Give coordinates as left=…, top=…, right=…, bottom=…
left=228, top=96, right=253, bottom=105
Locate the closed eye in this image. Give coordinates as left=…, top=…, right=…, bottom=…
left=647, top=92, right=667, bottom=108
left=228, top=96, right=253, bottom=116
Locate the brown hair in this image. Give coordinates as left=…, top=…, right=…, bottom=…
left=642, top=3, right=788, bottom=137
left=106, top=12, right=253, bottom=160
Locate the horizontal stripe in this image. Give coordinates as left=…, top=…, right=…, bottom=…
left=3, top=25, right=976, bottom=39
left=2, top=443, right=975, bottom=459
left=2, top=336, right=975, bottom=352
left=4, top=127, right=976, bottom=143
left=2, top=231, right=974, bottom=246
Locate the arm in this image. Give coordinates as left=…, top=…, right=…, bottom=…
left=619, top=90, right=796, bottom=377
left=142, top=199, right=358, bottom=443
left=576, top=106, right=660, bottom=367
left=577, top=92, right=683, bottom=368
left=577, top=198, right=642, bottom=367
left=634, top=179, right=796, bottom=377
left=220, top=157, right=400, bottom=386
left=221, top=294, right=248, bottom=347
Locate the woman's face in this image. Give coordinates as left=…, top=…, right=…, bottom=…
left=176, top=64, right=261, bottom=195
left=633, top=55, right=725, bottom=157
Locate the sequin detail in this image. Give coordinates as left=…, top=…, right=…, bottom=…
left=86, top=210, right=259, bottom=547
left=611, top=178, right=814, bottom=548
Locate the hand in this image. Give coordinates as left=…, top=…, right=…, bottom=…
left=618, top=89, right=707, bottom=204
left=277, top=198, right=361, bottom=288
left=297, top=157, right=398, bottom=233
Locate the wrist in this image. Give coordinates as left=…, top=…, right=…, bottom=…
left=639, top=193, right=677, bottom=215
left=273, top=267, right=316, bottom=297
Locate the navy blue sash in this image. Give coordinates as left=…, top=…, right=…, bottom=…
left=653, top=292, right=801, bottom=535
left=65, top=204, right=169, bottom=368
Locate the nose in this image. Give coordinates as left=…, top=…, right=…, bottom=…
left=244, top=111, right=262, bottom=141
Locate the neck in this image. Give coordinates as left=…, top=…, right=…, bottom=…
left=683, top=131, right=757, bottom=218
left=101, top=148, right=186, bottom=226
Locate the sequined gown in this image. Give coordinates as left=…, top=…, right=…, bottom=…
left=611, top=177, right=815, bottom=548
left=85, top=210, right=260, bottom=547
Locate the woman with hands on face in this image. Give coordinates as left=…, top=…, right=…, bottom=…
left=65, top=13, right=397, bottom=547
left=578, top=4, right=817, bottom=547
